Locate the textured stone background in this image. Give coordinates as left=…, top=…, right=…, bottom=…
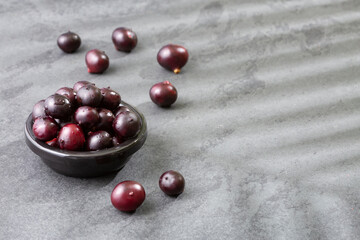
left=1, top=0, right=360, bottom=239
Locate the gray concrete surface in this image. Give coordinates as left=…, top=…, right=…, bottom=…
left=1, top=0, right=360, bottom=239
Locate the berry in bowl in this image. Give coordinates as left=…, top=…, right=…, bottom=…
left=25, top=81, right=147, bottom=178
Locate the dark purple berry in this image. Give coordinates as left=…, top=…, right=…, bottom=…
left=159, top=170, right=185, bottom=196
left=32, top=100, right=47, bottom=120
left=76, top=85, right=102, bottom=107
left=74, top=106, right=99, bottom=130
left=44, top=94, right=73, bottom=119
left=113, top=106, right=130, bottom=116
left=85, top=49, right=109, bottom=73
left=149, top=81, right=177, bottom=107
left=73, top=81, right=95, bottom=92
left=86, top=131, right=113, bottom=151
left=32, top=117, right=59, bottom=141
left=112, top=27, right=138, bottom=52
left=111, top=181, right=146, bottom=212
left=157, top=44, right=188, bottom=74
left=100, top=87, right=121, bottom=111
left=57, top=31, right=81, bottom=53
left=55, top=87, right=76, bottom=106
left=112, top=111, right=141, bottom=139
left=58, top=123, right=85, bottom=151
left=96, top=108, right=115, bottom=132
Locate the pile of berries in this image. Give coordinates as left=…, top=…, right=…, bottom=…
left=32, top=81, right=141, bottom=151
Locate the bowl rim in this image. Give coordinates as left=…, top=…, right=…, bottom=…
left=25, top=101, right=147, bottom=158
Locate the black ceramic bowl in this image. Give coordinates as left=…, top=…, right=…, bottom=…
left=25, top=101, right=147, bottom=178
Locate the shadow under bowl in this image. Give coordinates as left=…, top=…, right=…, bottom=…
left=24, top=101, right=147, bottom=178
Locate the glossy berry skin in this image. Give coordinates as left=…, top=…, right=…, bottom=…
left=58, top=123, right=85, bottom=151
left=96, top=108, right=115, bottom=132
left=74, top=106, right=100, bottom=130
left=86, top=131, right=113, bottom=151
left=55, top=87, right=76, bottom=106
left=73, top=81, right=95, bottom=92
left=149, top=81, right=177, bottom=107
left=157, top=44, right=188, bottom=74
left=32, top=117, right=59, bottom=141
left=57, top=31, right=81, bottom=53
left=113, top=106, right=130, bottom=117
left=32, top=100, right=47, bottom=120
left=85, top=49, right=109, bottom=74
left=44, top=94, right=73, bottom=119
left=77, top=85, right=103, bottom=107
left=46, top=138, right=58, bottom=148
left=100, top=87, right=121, bottom=111
left=159, top=170, right=185, bottom=196
left=112, top=111, right=141, bottom=139
left=111, top=181, right=146, bottom=212
left=112, top=27, right=138, bottom=52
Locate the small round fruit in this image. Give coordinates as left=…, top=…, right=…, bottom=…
left=57, top=31, right=81, bottom=53
left=58, top=123, right=85, bottom=151
left=112, top=111, right=141, bottom=139
left=55, top=87, right=76, bottom=106
left=149, top=81, right=177, bottom=107
left=77, top=85, right=102, bottom=107
left=32, top=100, right=47, bottom=120
left=96, top=108, right=115, bottom=132
left=112, top=27, right=138, bottom=52
left=85, top=49, right=109, bottom=73
left=159, top=170, right=185, bottom=196
left=32, top=117, right=59, bottom=141
left=44, top=94, right=73, bottom=119
left=113, top=106, right=130, bottom=116
left=86, top=131, right=113, bottom=151
left=157, top=44, right=188, bottom=74
left=74, top=106, right=100, bottom=130
left=100, top=87, right=121, bottom=111
left=111, top=181, right=146, bottom=212
left=73, top=81, right=95, bottom=92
